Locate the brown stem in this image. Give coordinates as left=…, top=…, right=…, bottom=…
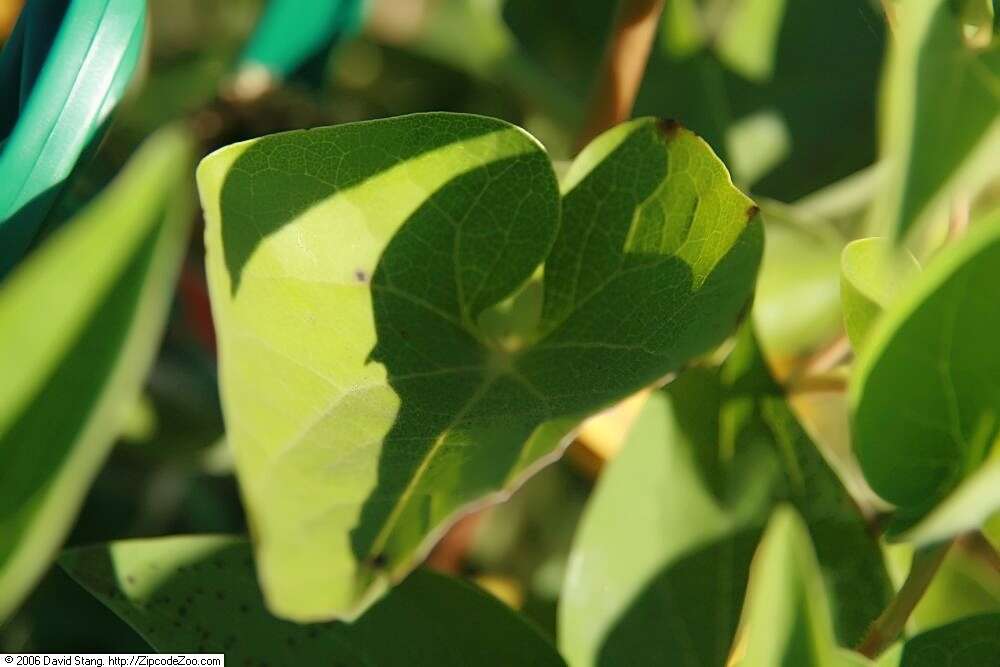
left=784, top=335, right=851, bottom=392
left=857, top=541, right=952, bottom=659
left=948, top=195, right=970, bottom=240
left=575, top=0, right=665, bottom=152
left=957, top=531, right=1000, bottom=572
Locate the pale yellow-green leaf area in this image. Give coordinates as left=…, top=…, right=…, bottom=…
left=201, top=113, right=762, bottom=621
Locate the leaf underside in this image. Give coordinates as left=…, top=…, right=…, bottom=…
left=60, top=536, right=565, bottom=666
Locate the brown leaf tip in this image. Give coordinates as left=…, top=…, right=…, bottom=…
left=746, top=204, right=760, bottom=220
left=656, top=118, right=683, bottom=139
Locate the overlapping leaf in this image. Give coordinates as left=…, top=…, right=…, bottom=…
left=871, top=0, right=1000, bottom=240
left=731, top=508, right=874, bottom=667
left=0, top=128, right=194, bottom=622
left=900, top=613, right=1000, bottom=666
left=199, top=113, right=763, bottom=620
left=851, top=212, right=1000, bottom=536
left=61, top=537, right=565, bottom=665
left=840, top=238, right=920, bottom=350
left=558, top=327, right=891, bottom=666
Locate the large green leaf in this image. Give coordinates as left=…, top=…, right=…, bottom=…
left=900, top=613, right=1000, bottom=666
left=0, top=127, right=194, bottom=622
left=851, top=212, right=1000, bottom=534
left=732, top=508, right=870, bottom=667
left=0, top=0, right=146, bottom=275
left=870, top=0, right=1000, bottom=240
left=199, top=113, right=763, bottom=620
left=61, top=536, right=564, bottom=665
left=558, top=327, right=891, bottom=666
left=840, top=238, right=920, bottom=351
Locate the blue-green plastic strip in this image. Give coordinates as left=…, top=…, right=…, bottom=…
left=0, top=0, right=146, bottom=277
left=239, top=0, right=367, bottom=80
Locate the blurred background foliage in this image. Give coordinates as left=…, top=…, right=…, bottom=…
left=1, top=0, right=995, bottom=653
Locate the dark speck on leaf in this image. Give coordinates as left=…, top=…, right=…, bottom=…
left=746, top=204, right=760, bottom=220
left=354, top=269, right=369, bottom=283
left=656, top=118, right=682, bottom=138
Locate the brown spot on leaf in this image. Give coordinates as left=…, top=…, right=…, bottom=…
left=746, top=204, right=760, bottom=220
left=656, top=118, right=683, bottom=139
left=354, top=269, right=369, bottom=283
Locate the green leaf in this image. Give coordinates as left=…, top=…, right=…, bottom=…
left=870, top=0, right=1000, bottom=240
left=60, top=536, right=565, bottom=666
left=0, top=0, right=146, bottom=275
left=558, top=327, right=891, bottom=666
left=731, top=507, right=868, bottom=667
left=912, top=542, right=1000, bottom=631
left=0, top=127, right=194, bottom=623
left=840, top=238, right=921, bottom=351
left=900, top=614, right=1000, bottom=666
left=713, top=0, right=788, bottom=82
left=851, top=212, right=1000, bottom=534
left=755, top=202, right=845, bottom=357
left=898, top=458, right=1000, bottom=545
left=199, top=113, right=763, bottom=620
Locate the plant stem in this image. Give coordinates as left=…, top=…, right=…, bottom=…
left=857, top=540, right=952, bottom=658
left=575, top=0, right=665, bottom=152
left=958, top=530, right=1000, bottom=572
left=948, top=195, right=970, bottom=240
left=784, top=335, right=851, bottom=392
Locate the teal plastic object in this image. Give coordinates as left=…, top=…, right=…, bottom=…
left=0, top=0, right=146, bottom=277
left=239, top=0, right=367, bottom=80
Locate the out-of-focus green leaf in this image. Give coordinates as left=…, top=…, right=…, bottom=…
left=755, top=203, right=844, bottom=357
left=238, top=0, right=367, bottom=81
left=61, top=536, right=565, bottom=665
left=840, top=238, right=920, bottom=350
left=898, top=458, right=1000, bottom=545
left=199, top=113, right=762, bottom=621
left=871, top=0, right=1000, bottom=240
left=662, top=0, right=706, bottom=58
left=900, top=614, right=1000, bottom=666
left=731, top=507, right=870, bottom=667
left=504, top=0, right=884, bottom=194
left=912, top=543, right=1000, bottom=632
left=0, top=0, right=146, bottom=275
left=713, top=0, right=788, bottom=82
left=558, top=328, right=891, bottom=666
left=851, top=212, right=1000, bottom=535
left=0, top=127, right=194, bottom=623
left=645, top=0, right=885, bottom=198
